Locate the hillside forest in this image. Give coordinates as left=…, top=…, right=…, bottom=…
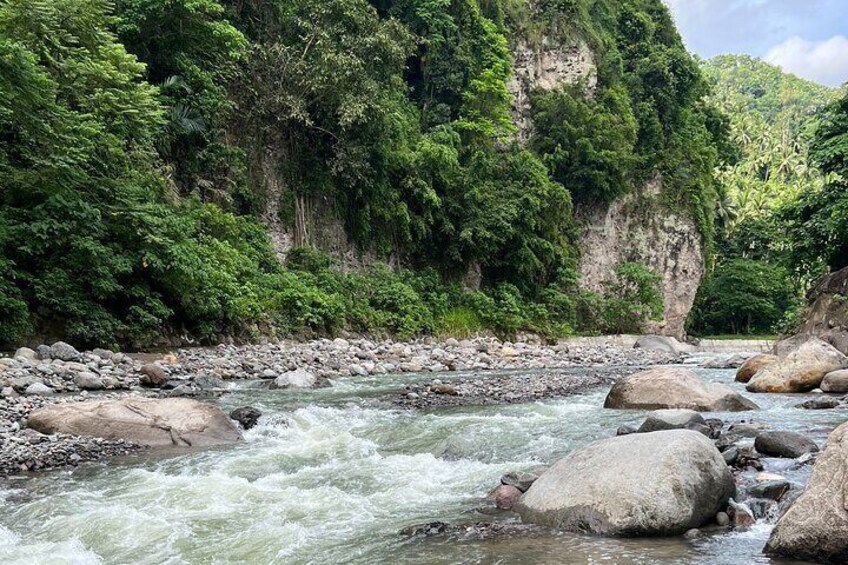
left=1, top=0, right=846, bottom=349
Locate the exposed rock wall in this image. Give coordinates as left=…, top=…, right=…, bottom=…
left=578, top=180, right=704, bottom=339
left=793, top=267, right=848, bottom=353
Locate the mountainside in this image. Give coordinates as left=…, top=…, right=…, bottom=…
left=0, top=0, right=722, bottom=347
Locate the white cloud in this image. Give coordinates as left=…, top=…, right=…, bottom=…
left=764, top=35, right=848, bottom=86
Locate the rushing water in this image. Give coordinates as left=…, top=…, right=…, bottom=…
left=0, top=365, right=841, bottom=564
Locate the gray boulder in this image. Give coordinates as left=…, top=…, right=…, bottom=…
left=49, top=341, right=81, bottom=361
left=24, top=382, right=53, bottom=396
left=637, top=409, right=708, bottom=434
left=270, top=368, right=318, bottom=389
left=633, top=335, right=696, bottom=355
left=13, top=347, right=37, bottom=361
left=821, top=369, right=848, bottom=393
left=747, top=338, right=848, bottom=393
left=604, top=367, right=759, bottom=412
left=73, top=372, right=104, bottom=390
left=755, top=431, right=819, bottom=458
left=27, top=397, right=241, bottom=447
left=765, top=421, right=848, bottom=562
left=515, top=430, right=735, bottom=536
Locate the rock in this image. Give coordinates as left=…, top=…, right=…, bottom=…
left=515, top=430, right=735, bottom=536
left=604, top=367, right=759, bottom=412
left=500, top=471, right=538, bottom=493
left=36, top=344, right=51, bottom=359
left=701, top=353, right=749, bottom=369
left=715, top=511, right=730, bottom=526
left=73, top=372, right=103, bottom=390
left=747, top=339, right=848, bottom=393
left=796, top=397, right=840, bottom=410
left=756, top=472, right=787, bottom=482
left=728, top=499, right=755, bottom=529
left=91, top=348, right=113, bottom=361
left=230, top=406, right=262, bottom=430
left=139, top=364, right=167, bottom=387
left=755, top=431, right=819, bottom=458
left=636, top=409, right=707, bottom=434
left=194, top=375, right=226, bottom=390
left=24, top=383, right=53, bottom=396
left=616, top=424, right=638, bottom=436
left=821, top=369, right=848, bottom=392
left=722, top=446, right=739, bottom=465
left=773, top=333, right=812, bottom=357
left=431, top=383, right=458, bottom=395
left=400, top=522, right=449, bottom=538
left=683, top=528, right=701, bottom=540
left=765, top=421, right=848, bottom=562
left=445, top=338, right=460, bottom=347
left=494, top=485, right=522, bottom=510
left=748, top=480, right=791, bottom=501
left=270, top=368, right=318, bottom=389
left=633, top=335, right=696, bottom=354
left=13, top=347, right=37, bottom=361
left=27, top=397, right=241, bottom=447
left=49, top=341, right=81, bottom=362
left=735, top=354, right=779, bottom=383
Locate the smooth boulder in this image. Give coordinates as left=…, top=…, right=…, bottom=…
left=735, top=354, right=779, bottom=383
left=633, top=335, right=696, bottom=355
left=604, top=367, right=759, bottom=412
left=27, top=397, right=241, bottom=447
left=755, top=431, right=819, bottom=458
left=269, top=368, right=319, bottom=389
left=821, top=369, right=848, bottom=393
left=765, top=422, right=848, bottom=562
left=747, top=339, right=848, bottom=393
left=515, top=430, right=735, bottom=536
left=637, top=409, right=707, bottom=434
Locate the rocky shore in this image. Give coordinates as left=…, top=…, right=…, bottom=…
left=0, top=337, right=681, bottom=476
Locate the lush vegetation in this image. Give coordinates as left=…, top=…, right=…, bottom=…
left=0, top=0, right=717, bottom=347
left=689, top=55, right=844, bottom=336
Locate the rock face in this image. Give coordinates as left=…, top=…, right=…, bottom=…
left=578, top=180, right=704, bottom=340
left=27, top=398, right=242, bottom=447
left=746, top=339, right=848, bottom=393
left=515, top=430, right=735, bottom=536
left=792, top=266, right=848, bottom=355
left=765, top=421, right=848, bottom=562
left=604, top=367, right=759, bottom=412
left=755, top=431, right=819, bottom=459
left=736, top=354, right=779, bottom=383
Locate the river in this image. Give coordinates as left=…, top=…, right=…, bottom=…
left=0, top=366, right=837, bottom=564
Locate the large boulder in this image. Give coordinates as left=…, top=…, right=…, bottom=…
left=735, top=354, right=779, bottom=383
left=27, top=397, right=241, bottom=447
left=754, top=431, right=819, bottom=459
left=633, top=335, right=697, bottom=355
left=821, top=369, right=848, bottom=393
left=269, top=368, right=320, bottom=389
left=636, top=409, right=707, bottom=434
left=515, top=430, right=735, bottom=536
left=604, top=367, right=759, bottom=412
left=773, top=333, right=812, bottom=357
left=747, top=339, right=848, bottom=393
left=765, top=422, right=848, bottom=562
left=48, top=341, right=82, bottom=361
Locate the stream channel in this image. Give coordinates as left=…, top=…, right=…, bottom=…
left=0, top=364, right=836, bottom=564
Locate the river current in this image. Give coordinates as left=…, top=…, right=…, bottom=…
left=0, top=365, right=838, bottom=564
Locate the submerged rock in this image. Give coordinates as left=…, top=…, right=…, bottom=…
left=747, top=339, right=848, bottom=393
left=765, top=421, right=848, bottom=563
left=27, top=397, right=242, bottom=447
left=735, top=354, right=779, bottom=383
left=755, top=431, right=819, bottom=459
left=230, top=406, right=262, bottom=430
left=604, top=367, right=759, bottom=412
left=515, top=430, right=735, bottom=536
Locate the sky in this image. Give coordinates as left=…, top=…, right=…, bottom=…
left=663, top=0, right=848, bottom=87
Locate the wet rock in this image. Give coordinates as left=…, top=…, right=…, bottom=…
left=493, top=484, right=522, bottom=510
left=748, top=480, right=791, bottom=501
left=735, top=354, right=779, bottom=383
left=721, top=446, right=739, bottom=465
left=796, top=397, right=840, bottom=410
left=604, top=367, right=759, bottom=412
left=270, top=368, right=318, bottom=389
left=616, top=424, right=638, bottom=436
left=636, top=409, right=708, bottom=434
left=49, top=341, right=82, bottom=362
left=400, top=522, right=449, bottom=538
left=515, top=430, right=735, bottom=536
left=747, top=339, right=848, bottom=393
left=821, top=369, right=848, bottom=393
left=500, top=471, right=538, bottom=492
left=755, top=431, right=819, bottom=458
left=765, top=421, right=848, bottom=562
left=194, top=375, right=226, bottom=390
left=747, top=498, right=776, bottom=521
left=139, top=364, right=167, bottom=387
left=27, top=397, right=242, bottom=447
left=728, top=499, right=755, bottom=529
left=715, top=511, right=730, bottom=527
left=230, top=406, right=262, bottom=430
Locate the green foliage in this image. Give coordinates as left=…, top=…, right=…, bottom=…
left=575, top=262, right=662, bottom=334
left=690, top=259, right=795, bottom=335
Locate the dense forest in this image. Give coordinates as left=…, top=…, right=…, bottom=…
left=1, top=0, right=845, bottom=349
left=689, top=55, right=846, bottom=336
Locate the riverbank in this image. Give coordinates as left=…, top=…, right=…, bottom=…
left=0, top=337, right=683, bottom=476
